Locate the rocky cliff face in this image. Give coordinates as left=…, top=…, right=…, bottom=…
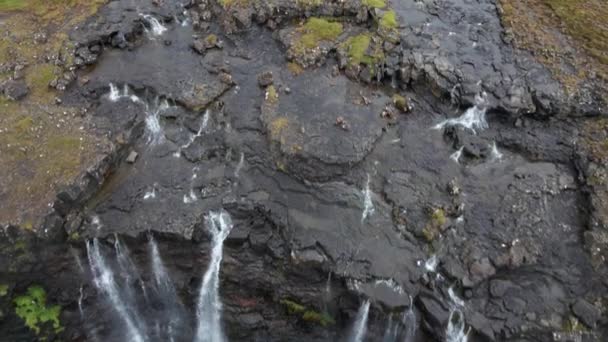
left=1, top=0, right=607, bottom=341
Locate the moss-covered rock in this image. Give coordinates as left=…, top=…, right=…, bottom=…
left=287, top=17, right=343, bottom=68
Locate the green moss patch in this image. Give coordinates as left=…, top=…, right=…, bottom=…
left=342, top=33, right=385, bottom=68
left=14, top=285, right=63, bottom=335
left=0, top=284, right=8, bottom=297
left=362, top=0, right=386, bottom=9
left=299, top=18, right=343, bottom=49
left=280, top=299, right=335, bottom=327
left=379, top=10, right=398, bottom=30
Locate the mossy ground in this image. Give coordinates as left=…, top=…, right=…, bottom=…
left=289, top=17, right=343, bottom=59
left=341, top=33, right=385, bottom=69
left=0, top=0, right=106, bottom=228
left=498, top=0, right=608, bottom=96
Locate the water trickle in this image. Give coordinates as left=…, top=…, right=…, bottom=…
left=195, top=210, right=234, bottom=342
left=78, top=285, right=85, bottom=316
left=349, top=299, right=371, bottom=342
left=234, top=152, right=245, bottom=178
left=361, top=174, right=375, bottom=222
left=402, top=296, right=417, bottom=342
left=144, top=186, right=156, bottom=200
left=489, top=142, right=503, bottom=161
left=433, top=92, right=489, bottom=132
left=446, top=309, right=468, bottom=342
left=109, top=83, right=120, bottom=101
left=91, top=215, right=103, bottom=230
left=141, top=14, right=167, bottom=36
left=450, top=147, right=463, bottom=163
left=183, top=189, right=198, bottom=204
left=424, top=254, right=438, bottom=273
left=87, top=239, right=146, bottom=342
left=448, top=286, right=465, bottom=307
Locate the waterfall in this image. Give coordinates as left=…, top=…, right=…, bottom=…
left=107, top=83, right=143, bottom=103
left=382, top=315, right=396, bottom=342
left=446, top=309, right=468, bottom=342
left=349, top=299, right=371, bottom=342
left=433, top=92, right=489, bottom=132
left=195, top=211, right=234, bottom=342
left=149, top=237, right=176, bottom=297
left=141, top=14, right=167, bottom=36
left=149, top=237, right=182, bottom=342
left=450, top=147, right=463, bottom=163
left=361, top=174, right=375, bottom=222
left=86, top=239, right=146, bottom=342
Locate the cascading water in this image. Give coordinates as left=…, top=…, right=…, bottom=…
left=450, top=147, right=463, bottom=163
left=489, top=141, right=503, bottom=161
left=86, top=239, right=146, bottom=342
left=361, top=174, right=375, bottom=222
left=234, top=152, right=245, bottom=178
left=349, top=299, right=371, bottom=342
left=144, top=97, right=167, bottom=145
left=175, top=110, right=210, bottom=157
left=424, top=254, right=438, bottom=273
left=141, top=14, right=167, bottom=36
left=433, top=92, right=489, bottom=132
left=382, top=315, right=397, bottom=342
left=446, top=309, right=468, bottom=342
left=195, top=210, right=234, bottom=342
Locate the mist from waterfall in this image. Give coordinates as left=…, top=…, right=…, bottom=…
left=349, top=299, right=371, bottom=342
left=195, top=211, right=234, bottom=342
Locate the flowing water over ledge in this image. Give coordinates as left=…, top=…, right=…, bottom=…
left=1, top=0, right=607, bottom=341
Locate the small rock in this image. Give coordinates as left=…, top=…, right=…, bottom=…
left=469, top=257, right=496, bottom=283
left=489, top=279, right=516, bottom=298
left=126, top=151, right=138, bottom=163
left=257, top=71, right=274, bottom=87
left=219, top=72, right=233, bottom=85
left=1, top=80, right=29, bottom=100
left=572, top=299, right=601, bottom=328
left=33, top=32, right=48, bottom=44
left=284, top=87, right=291, bottom=94
left=335, top=116, right=349, bottom=131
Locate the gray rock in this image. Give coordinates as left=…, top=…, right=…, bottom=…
left=257, top=71, right=274, bottom=87
left=572, top=299, right=601, bottom=329
left=2, top=80, right=29, bottom=100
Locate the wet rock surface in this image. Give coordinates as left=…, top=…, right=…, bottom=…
left=1, top=0, right=608, bottom=341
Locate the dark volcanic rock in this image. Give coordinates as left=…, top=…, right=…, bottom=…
left=572, top=299, right=601, bottom=329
